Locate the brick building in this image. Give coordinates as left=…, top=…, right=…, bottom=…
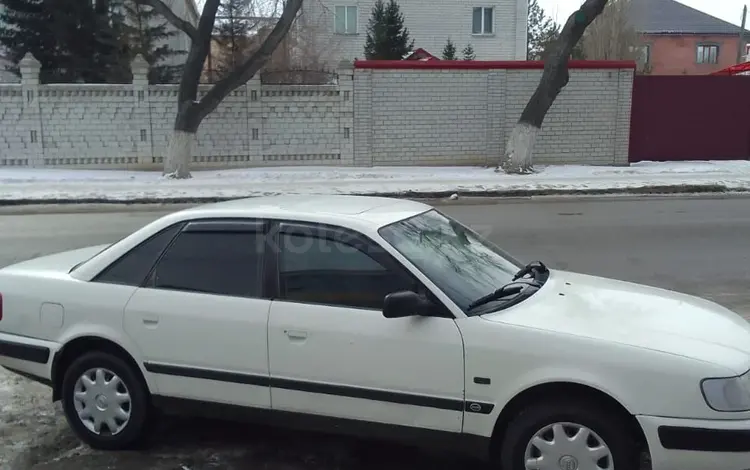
left=632, top=0, right=746, bottom=75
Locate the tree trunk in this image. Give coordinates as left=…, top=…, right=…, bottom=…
left=499, top=0, right=610, bottom=174
left=137, top=0, right=303, bottom=179
left=163, top=101, right=202, bottom=178
left=163, top=129, right=194, bottom=178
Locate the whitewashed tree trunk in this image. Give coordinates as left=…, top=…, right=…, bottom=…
left=500, top=123, right=539, bottom=174
left=137, top=0, right=304, bottom=180
left=499, top=0, right=610, bottom=174
left=163, top=130, right=195, bottom=179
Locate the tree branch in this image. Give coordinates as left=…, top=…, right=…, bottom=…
left=175, top=0, right=220, bottom=114
left=135, top=0, right=199, bottom=41
left=519, top=0, right=609, bottom=127
left=195, top=0, right=304, bottom=123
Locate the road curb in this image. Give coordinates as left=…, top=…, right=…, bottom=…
left=0, top=183, right=744, bottom=207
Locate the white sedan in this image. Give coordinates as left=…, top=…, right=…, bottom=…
left=1, top=195, right=750, bottom=470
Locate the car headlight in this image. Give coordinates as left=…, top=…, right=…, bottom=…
left=701, top=370, right=750, bottom=412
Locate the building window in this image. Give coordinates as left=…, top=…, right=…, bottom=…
left=334, top=5, right=358, bottom=34
left=696, top=44, right=719, bottom=64
left=630, top=44, right=650, bottom=64
left=472, top=7, right=494, bottom=34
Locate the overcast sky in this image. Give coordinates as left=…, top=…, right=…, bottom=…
left=538, top=0, right=747, bottom=26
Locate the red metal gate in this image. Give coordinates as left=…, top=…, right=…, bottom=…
left=629, top=75, right=750, bottom=162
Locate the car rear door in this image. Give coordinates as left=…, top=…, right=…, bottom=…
left=266, top=221, right=466, bottom=433
left=121, top=219, right=272, bottom=409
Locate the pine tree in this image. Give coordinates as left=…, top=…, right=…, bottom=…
left=527, top=0, right=561, bottom=60
left=91, top=0, right=131, bottom=83
left=442, top=39, right=457, bottom=60
left=462, top=43, right=476, bottom=60
left=0, top=0, right=61, bottom=82
left=0, top=0, right=128, bottom=83
left=363, top=0, right=414, bottom=60
left=214, top=0, right=252, bottom=79
left=119, top=0, right=185, bottom=83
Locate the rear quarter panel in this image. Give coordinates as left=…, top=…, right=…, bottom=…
left=0, top=272, right=156, bottom=390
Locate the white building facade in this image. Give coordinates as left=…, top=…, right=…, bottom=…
left=300, top=0, right=528, bottom=65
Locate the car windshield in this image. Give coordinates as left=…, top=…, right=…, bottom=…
left=378, top=209, right=525, bottom=315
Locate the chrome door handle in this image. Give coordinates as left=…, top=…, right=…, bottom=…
left=285, top=329, right=307, bottom=340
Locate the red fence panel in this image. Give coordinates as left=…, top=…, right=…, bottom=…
left=629, top=75, right=750, bottom=162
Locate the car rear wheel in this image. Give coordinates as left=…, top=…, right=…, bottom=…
left=61, top=351, right=151, bottom=450
left=499, top=400, right=640, bottom=470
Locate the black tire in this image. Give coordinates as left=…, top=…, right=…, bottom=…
left=499, top=400, right=640, bottom=470
left=61, top=351, right=151, bottom=450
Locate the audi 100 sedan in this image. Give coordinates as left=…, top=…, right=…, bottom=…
left=1, top=195, right=750, bottom=470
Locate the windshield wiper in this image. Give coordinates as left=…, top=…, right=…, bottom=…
left=512, top=261, right=549, bottom=284
left=467, top=282, right=536, bottom=311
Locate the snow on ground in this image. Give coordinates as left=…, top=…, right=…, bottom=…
left=0, top=160, right=749, bottom=201
left=0, top=368, right=76, bottom=469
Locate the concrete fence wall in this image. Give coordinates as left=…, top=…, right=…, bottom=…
left=0, top=54, right=635, bottom=170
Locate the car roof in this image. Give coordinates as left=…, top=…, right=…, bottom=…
left=175, top=195, right=432, bottom=230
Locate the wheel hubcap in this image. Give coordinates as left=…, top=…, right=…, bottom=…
left=524, top=422, right=613, bottom=470
left=73, top=368, right=132, bottom=436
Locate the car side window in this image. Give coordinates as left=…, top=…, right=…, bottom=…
left=94, top=223, right=183, bottom=286
left=148, top=230, right=264, bottom=298
left=278, top=233, right=413, bottom=310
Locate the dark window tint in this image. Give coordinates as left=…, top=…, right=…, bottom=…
left=94, top=223, right=183, bottom=286
left=278, top=234, right=412, bottom=310
left=150, top=231, right=264, bottom=298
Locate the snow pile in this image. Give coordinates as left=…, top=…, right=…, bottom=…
left=0, top=160, right=749, bottom=201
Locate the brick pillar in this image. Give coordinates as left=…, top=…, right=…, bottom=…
left=486, top=70, right=507, bottom=167
left=338, top=60, right=354, bottom=165
left=131, top=54, right=152, bottom=167
left=352, top=67, right=373, bottom=167
left=247, top=75, right=263, bottom=164
left=19, top=53, right=43, bottom=167
left=613, top=68, right=634, bottom=166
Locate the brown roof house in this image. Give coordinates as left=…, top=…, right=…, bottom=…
left=631, top=0, right=746, bottom=75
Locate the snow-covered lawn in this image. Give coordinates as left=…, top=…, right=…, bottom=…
left=1, top=160, right=750, bottom=202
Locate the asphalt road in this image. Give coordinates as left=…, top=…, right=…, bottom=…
left=2, top=194, right=750, bottom=469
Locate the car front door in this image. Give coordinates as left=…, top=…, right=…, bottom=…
left=266, top=221, right=465, bottom=433
left=121, top=219, right=272, bottom=409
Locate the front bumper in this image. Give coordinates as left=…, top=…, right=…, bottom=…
left=639, top=415, right=750, bottom=470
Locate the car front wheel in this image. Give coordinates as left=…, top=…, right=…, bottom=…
left=499, top=400, right=640, bottom=470
left=61, top=351, right=151, bottom=450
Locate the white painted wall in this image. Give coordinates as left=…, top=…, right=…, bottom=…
left=301, top=0, right=528, bottom=65
left=0, top=58, right=632, bottom=169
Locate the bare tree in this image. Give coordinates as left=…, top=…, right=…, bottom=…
left=135, top=0, right=303, bottom=178
left=580, top=0, right=644, bottom=65
left=499, top=0, right=610, bottom=174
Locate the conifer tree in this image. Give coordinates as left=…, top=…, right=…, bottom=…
left=462, top=43, right=476, bottom=60
left=214, top=0, right=253, bottom=79
left=363, top=0, right=414, bottom=60
left=119, top=0, right=185, bottom=83
left=527, top=0, right=561, bottom=60
left=442, top=39, right=457, bottom=60
left=0, top=0, right=60, bottom=82
left=0, top=0, right=128, bottom=83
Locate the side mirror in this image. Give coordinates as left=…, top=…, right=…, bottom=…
left=383, top=290, right=435, bottom=318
